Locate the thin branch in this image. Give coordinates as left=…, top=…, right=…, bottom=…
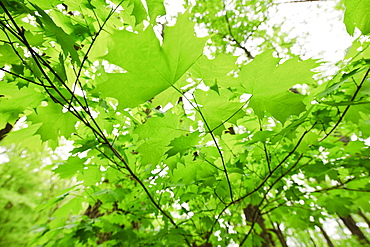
left=0, top=20, right=94, bottom=131
left=0, top=67, right=52, bottom=88
left=222, top=1, right=254, bottom=60
left=319, top=68, right=370, bottom=142
left=236, top=122, right=316, bottom=203
left=193, top=95, right=234, bottom=202
left=260, top=177, right=357, bottom=216
left=210, top=98, right=250, bottom=133
left=258, top=118, right=271, bottom=173
left=70, top=1, right=124, bottom=119
left=200, top=156, right=225, bottom=172
left=0, top=5, right=91, bottom=125
left=239, top=154, right=304, bottom=245
left=205, top=122, right=316, bottom=244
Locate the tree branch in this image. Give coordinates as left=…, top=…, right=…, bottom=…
left=319, top=68, right=370, bottom=142
left=222, top=1, right=254, bottom=60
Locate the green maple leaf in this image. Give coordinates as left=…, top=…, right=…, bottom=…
left=129, top=0, right=147, bottom=24
left=31, top=0, right=62, bottom=8
left=94, top=13, right=207, bottom=108
left=137, top=138, right=170, bottom=166
left=28, top=103, right=76, bottom=147
left=239, top=51, right=316, bottom=122
left=190, top=54, right=238, bottom=88
left=53, top=156, right=85, bottom=179
left=194, top=89, right=244, bottom=135
left=146, top=0, right=166, bottom=24
left=172, top=158, right=217, bottom=186
left=0, top=43, right=21, bottom=66
left=344, top=0, right=370, bottom=35
left=134, top=114, right=184, bottom=165
left=166, top=132, right=200, bottom=157
left=0, top=81, right=44, bottom=128
left=30, top=3, right=81, bottom=65
left=1, top=123, right=43, bottom=152
left=250, top=91, right=306, bottom=123
left=172, top=163, right=198, bottom=185
left=345, top=104, right=370, bottom=123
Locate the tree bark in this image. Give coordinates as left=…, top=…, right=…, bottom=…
left=339, top=214, right=370, bottom=245
left=244, top=204, right=275, bottom=247
left=317, top=225, right=335, bottom=247
left=358, top=210, right=370, bottom=229
left=0, top=123, right=13, bottom=142
left=0, top=93, right=14, bottom=142
left=270, top=223, right=288, bottom=247
left=309, top=232, right=318, bottom=247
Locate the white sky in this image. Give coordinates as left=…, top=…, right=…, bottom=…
left=273, top=1, right=352, bottom=62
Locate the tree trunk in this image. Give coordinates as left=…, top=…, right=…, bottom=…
left=339, top=214, right=370, bottom=245
left=243, top=204, right=275, bottom=247
left=0, top=123, right=13, bottom=141
left=358, top=210, right=370, bottom=229
left=0, top=93, right=16, bottom=142
left=308, top=233, right=318, bottom=247
left=317, top=225, right=335, bottom=247
left=270, top=223, right=288, bottom=247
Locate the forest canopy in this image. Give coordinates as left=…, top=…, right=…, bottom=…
left=0, top=0, right=370, bottom=246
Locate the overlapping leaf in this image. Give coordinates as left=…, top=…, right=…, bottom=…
left=239, top=51, right=316, bottom=122
left=0, top=81, right=44, bottom=128
left=134, top=113, right=185, bottom=165
left=28, top=103, right=76, bottom=147
left=190, top=54, right=238, bottom=88
left=344, top=0, right=370, bottom=35
left=94, top=13, right=207, bottom=108
left=194, top=89, right=245, bottom=135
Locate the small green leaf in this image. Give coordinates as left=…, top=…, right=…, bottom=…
left=0, top=43, right=21, bottom=66
left=190, top=54, right=238, bottom=88
left=240, top=51, right=316, bottom=122
left=167, top=132, right=201, bottom=157
left=344, top=0, right=370, bottom=35
left=134, top=114, right=184, bottom=165
left=248, top=131, right=275, bottom=144
left=1, top=123, right=43, bottom=152
left=30, top=3, right=81, bottom=65
left=194, top=89, right=244, bottom=135
left=53, top=156, right=85, bottom=178
left=0, top=82, right=44, bottom=127
left=28, top=103, right=76, bottom=147
left=146, top=0, right=166, bottom=24
left=129, top=0, right=147, bottom=24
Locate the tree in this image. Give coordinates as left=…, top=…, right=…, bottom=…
left=0, top=0, right=370, bottom=246
left=0, top=142, right=66, bottom=246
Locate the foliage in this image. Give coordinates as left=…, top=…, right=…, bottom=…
left=0, top=0, right=370, bottom=246
left=0, top=146, right=62, bottom=246
left=186, top=0, right=293, bottom=59
left=344, top=0, right=370, bottom=35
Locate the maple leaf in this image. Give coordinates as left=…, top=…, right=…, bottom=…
left=239, top=51, right=316, bottom=122
left=344, top=0, right=370, bottom=35
left=28, top=103, right=76, bottom=148
left=94, top=13, right=207, bottom=108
